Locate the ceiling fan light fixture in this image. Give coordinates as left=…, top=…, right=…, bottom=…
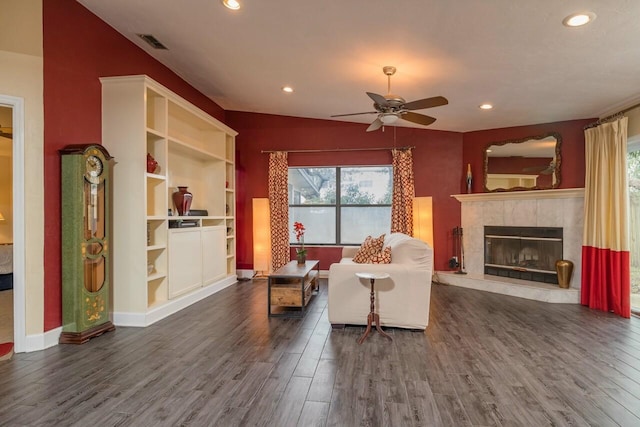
left=563, top=12, right=596, bottom=27
left=380, top=114, right=399, bottom=125
left=222, top=0, right=241, bottom=10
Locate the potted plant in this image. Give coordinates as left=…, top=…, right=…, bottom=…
left=294, top=222, right=307, bottom=264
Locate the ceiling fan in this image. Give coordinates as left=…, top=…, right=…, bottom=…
left=331, top=66, right=448, bottom=132
left=523, top=160, right=556, bottom=175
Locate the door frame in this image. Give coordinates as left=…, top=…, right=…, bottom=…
left=0, top=95, right=25, bottom=352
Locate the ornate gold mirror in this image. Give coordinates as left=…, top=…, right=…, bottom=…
left=484, top=132, right=561, bottom=192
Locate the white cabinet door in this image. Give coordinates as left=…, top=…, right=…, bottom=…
left=168, top=229, right=203, bottom=298
left=202, top=226, right=226, bottom=286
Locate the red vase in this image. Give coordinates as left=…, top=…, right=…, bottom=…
left=172, top=186, right=193, bottom=216
left=146, top=153, right=158, bottom=174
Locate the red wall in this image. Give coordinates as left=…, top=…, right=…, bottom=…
left=227, top=111, right=464, bottom=274
left=41, top=2, right=595, bottom=331
left=43, top=1, right=226, bottom=330
left=462, top=119, right=594, bottom=193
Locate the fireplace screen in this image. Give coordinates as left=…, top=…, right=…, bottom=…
left=484, top=226, right=562, bottom=284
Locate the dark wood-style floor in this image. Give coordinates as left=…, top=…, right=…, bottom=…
left=1, top=280, right=639, bottom=426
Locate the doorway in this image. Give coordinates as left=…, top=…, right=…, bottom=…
left=0, top=105, right=13, bottom=359
left=0, top=95, right=25, bottom=353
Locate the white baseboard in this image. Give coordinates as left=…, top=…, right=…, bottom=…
left=113, top=275, right=237, bottom=327
left=23, top=326, right=62, bottom=353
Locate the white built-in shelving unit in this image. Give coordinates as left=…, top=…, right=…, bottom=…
left=101, top=75, right=237, bottom=326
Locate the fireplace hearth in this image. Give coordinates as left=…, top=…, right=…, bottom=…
left=484, top=226, right=562, bottom=284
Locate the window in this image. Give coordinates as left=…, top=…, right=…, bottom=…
left=288, top=166, right=392, bottom=245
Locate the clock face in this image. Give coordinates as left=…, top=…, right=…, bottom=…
left=86, top=155, right=103, bottom=177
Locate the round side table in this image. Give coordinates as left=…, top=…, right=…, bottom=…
left=355, top=272, right=393, bottom=344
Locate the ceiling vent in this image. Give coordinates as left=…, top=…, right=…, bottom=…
left=137, top=34, right=168, bottom=50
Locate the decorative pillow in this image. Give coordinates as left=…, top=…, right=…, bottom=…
left=370, top=246, right=392, bottom=264
left=352, top=234, right=385, bottom=264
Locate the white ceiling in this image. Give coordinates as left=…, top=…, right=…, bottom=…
left=77, top=0, right=640, bottom=132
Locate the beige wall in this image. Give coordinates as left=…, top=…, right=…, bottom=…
left=0, top=0, right=44, bottom=336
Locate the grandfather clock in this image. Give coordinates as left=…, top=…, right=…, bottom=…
left=59, top=144, right=115, bottom=344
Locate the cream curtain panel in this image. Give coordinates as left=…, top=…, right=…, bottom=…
left=268, top=151, right=290, bottom=271
left=582, top=116, right=631, bottom=318
left=391, top=148, right=415, bottom=235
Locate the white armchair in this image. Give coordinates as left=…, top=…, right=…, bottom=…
left=328, top=233, right=433, bottom=330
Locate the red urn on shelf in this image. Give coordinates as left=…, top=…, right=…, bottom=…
left=146, top=153, right=158, bottom=174
left=172, top=186, right=193, bottom=216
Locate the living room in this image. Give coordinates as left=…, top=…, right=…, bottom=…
left=1, top=1, right=639, bottom=425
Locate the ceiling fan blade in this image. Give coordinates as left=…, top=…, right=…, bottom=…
left=366, top=118, right=383, bottom=132
left=0, top=126, right=12, bottom=139
left=402, top=96, right=449, bottom=111
left=523, top=166, right=545, bottom=172
left=330, top=111, right=378, bottom=118
left=366, top=92, right=389, bottom=108
left=401, top=111, right=436, bottom=126
left=523, top=161, right=555, bottom=174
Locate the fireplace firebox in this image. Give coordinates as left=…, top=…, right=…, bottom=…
left=484, top=226, right=562, bottom=284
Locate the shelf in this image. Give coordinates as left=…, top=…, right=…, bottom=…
left=147, top=299, right=168, bottom=310
left=146, top=172, right=166, bottom=181
left=146, top=127, right=165, bottom=138
left=168, top=137, right=226, bottom=162
left=102, top=74, right=236, bottom=325
left=147, top=272, right=167, bottom=282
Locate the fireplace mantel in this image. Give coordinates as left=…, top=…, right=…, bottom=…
left=452, top=188, right=584, bottom=202
left=438, top=187, right=584, bottom=303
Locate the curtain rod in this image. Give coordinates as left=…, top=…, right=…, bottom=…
left=584, top=101, right=640, bottom=130
left=261, top=146, right=414, bottom=154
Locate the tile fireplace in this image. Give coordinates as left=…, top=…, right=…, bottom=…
left=437, top=188, right=584, bottom=303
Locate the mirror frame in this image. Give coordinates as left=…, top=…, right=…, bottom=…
left=483, top=132, right=562, bottom=192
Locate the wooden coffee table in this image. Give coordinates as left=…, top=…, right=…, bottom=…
left=268, top=260, right=319, bottom=317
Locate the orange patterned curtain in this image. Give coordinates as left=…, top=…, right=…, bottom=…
left=268, top=151, right=290, bottom=270
left=391, top=148, right=415, bottom=235
left=582, top=116, right=631, bottom=318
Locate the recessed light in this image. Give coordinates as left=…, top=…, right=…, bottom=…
left=282, top=86, right=294, bottom=93
left=222, top=0, right=240, bottom=10
left=563, top=12, right=596, bottom=27
left=479, top=104, right=493, bottom=110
